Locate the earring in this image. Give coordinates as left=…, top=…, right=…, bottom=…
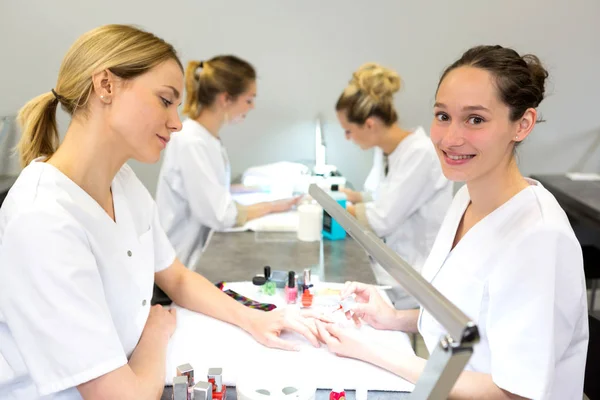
left=514, top=135, right=519, bottom=140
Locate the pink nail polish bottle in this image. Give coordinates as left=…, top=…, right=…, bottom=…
left=285, top=271, right=297, bottom=304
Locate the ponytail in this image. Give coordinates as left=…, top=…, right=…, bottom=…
left=16, top=92, right=60, bottom=167
left=183, top=56, right=256, bottom=119
left=183, top=60, right=202, bottom=118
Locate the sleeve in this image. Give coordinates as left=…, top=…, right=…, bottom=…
left=354, top=202, right=374, bottom=231
left=234, top=202, right=249, bottom=227
left=179, top=141, right=238, bottom=230
left=151, top=202, right=177, bottom=272
left=361, top=191, right=374, bottom=202
left=487, top=227, right=583, bottom=399
left=364, top=147, right=437, bottom=237
left=0, top=210, right=127, bottom=396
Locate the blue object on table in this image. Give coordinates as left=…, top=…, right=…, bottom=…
left=322, top=189, right=347, bottom=240
left=270, top=269, right=288, bottom=288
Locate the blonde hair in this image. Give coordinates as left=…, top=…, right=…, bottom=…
left=183, top=55, right=256, bottom=118
left=17, top=24, right=182, bottom=167
left=336, top=63, right=402, bottom=126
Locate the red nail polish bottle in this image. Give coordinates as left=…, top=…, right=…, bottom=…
left=330, top=387, right=346, bottom=400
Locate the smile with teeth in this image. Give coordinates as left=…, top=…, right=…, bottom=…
left=447, top=153, right=474, bottom=160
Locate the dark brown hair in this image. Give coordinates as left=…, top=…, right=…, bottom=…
left=438, top=45, right=549, bottom=122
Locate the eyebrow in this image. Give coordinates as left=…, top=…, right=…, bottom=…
left=434, top=102, right=490, bottom=113
left=163, top=85, right=180, bottom=99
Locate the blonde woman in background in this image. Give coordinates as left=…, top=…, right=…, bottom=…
left=156, top=56, right=299, bottom=270
left=336, top=63, right=453, bottom=306
left=0, top=25, right=326, bottom=400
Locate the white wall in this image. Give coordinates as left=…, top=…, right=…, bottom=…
left=1, top=0, right=599, bottom=196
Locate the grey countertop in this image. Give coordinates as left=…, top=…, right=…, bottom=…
left=195, top=231, right=378, bottom=284
left=161, top=231, right=410, bottom=399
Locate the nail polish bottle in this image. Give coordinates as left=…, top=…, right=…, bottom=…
left=192, top=381, right=212, bottom=400
left=176, top=363, right=194, bottom=387
left=173, top=376, right=189, bottom=400
left=301, top=289, right=313, bottom=307
left=285, top=271, right=297, bottom=304
left=176, top=363, right=194, bottom=400
left=208, top=367, right=226, bottom=400
left=262, top=265, right=276, bottom=295
left=330, top=387, right=346, bottom=400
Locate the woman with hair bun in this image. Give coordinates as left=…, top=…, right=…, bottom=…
left=336, top=63, right=453, bottom=307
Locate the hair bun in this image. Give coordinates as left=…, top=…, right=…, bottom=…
left=522, top=54, right=548, bottom=106
left=351, top=63, right=401, bottom=101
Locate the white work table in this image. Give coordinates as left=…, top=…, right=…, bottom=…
left=160, top=231, right=412, bottom=399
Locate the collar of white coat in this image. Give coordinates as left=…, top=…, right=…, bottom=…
left=385, top=126, right=428, bottom=160
left=421, top=178, right=542, bottom=283
left=183, top=118, right=222, bottom=144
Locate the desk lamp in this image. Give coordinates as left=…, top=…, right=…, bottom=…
left=309, top=184, right=479, bottom=399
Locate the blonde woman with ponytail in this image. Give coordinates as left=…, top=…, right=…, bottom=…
left=0, top=26, right=324, bottom=400
left=156, top=56, right=298, bottom=270
left=336, top=63, right=453, bottom=307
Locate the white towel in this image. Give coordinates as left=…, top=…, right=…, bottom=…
left=165, top=282, right=415, bottom=393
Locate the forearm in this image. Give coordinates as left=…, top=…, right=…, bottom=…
left=242, top=203, right=272, bottom=221
left=127, top=329, right=170, bottom=399
left=448, top=371, right=528, bottom=400
left=168, top=268, right=253, bottom=330
left=346, top=204, right=357, bottom=217
left=367, top=347, right=525, bottom=400
left=391, top=309, right=420, bottom=332
left=353, top=203, right=376, bottom=232
left=365, top=346, right=426, bottom=385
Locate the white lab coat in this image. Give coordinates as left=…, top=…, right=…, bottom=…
left=361, top=146, right=385, bottom=202
left=0, top=160, right=176, bottom=399
left=418, top=180, right=589, bottom=399
left=156, top=119, right=238, bottom=269
left=356, top=127, right=453, bottom=286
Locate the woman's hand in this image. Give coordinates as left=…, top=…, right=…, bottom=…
left=316, top=320, right=424, bottom=385
left=268, top=196, right=302, bottom=213
left=143, top=305, right=177, bottom=342
left=315, top=320, right=373, bottom=361
left=340, top=281, right=400, bottom=330
left=340, top=188, right=363, bottom=204
left=243, top=308, right=332, bottom=351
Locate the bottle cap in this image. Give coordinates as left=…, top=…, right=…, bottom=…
left=252, top=276, right=267, bottom=286
left=287, top=271, right=295, bottom=287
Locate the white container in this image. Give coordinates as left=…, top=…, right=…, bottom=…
left=296, top=203, right=322, bottom=242
left=237, top=373, right=316, bottom=400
